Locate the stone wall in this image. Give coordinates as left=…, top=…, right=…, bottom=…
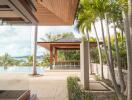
left=91, top=63, right=128, bottom=85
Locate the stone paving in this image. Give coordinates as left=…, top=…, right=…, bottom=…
left=0, top=70, right=80, bottom=100
left=0, top=70, right=114, bottom=100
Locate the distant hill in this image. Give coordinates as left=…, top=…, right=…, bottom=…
left=12, top=55, right=43, bottom=61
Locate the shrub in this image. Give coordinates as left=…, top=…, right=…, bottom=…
left=67, top=76, right=93, bottom=100
left=94, top=75, right=101, bottom=81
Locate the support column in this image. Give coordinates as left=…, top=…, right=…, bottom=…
left=55, top=48, right=58, bottom=62
left=80, top=41, right=89, bottom=89
left=33, top=26, right=38, bottom=75
left=50, top=46, right=53, bottom=69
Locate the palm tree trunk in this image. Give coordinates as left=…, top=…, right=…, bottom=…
left=122, top=10, right=130, bottom=96
left=93, top=22, right=104, bottom=79
left=104, top=14, right=125, bottom=100
left=113, top=21, right=126, bottom=93
left=33, top=26, right=38, bottom=75
left=127, top=0, right=132, bottom=99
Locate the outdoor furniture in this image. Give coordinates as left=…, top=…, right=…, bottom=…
left=0, top=90, right=30, bottom=100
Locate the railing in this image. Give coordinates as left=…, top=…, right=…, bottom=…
left=53, top=61, right=80, bottom=69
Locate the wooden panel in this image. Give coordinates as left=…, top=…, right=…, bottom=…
left=0, top=90, right=30, bottom=100
left=33, top=0, right=67, bottom=25
left=36, top=0, right=79, bottom=25
left=0, top=0, right=79, bottom=25
left=0, top=0, right=37, bottom=24
left=55, top=45, right=80, bottom=49
left=1, top=0, right=29, bottom=23
left=37, top=42, right=50, bottom=50
left=38, top=0, right=69, bottom=22
left=0, top=11, right=19, bottom=17
left=0, top=5, right=11, bottom=11
left=0, top=17, right=24, bottom=21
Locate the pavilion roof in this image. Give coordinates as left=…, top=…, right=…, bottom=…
left=0, top=0, right=79, bottom=25
left=55, top=38, right=81, bottom=42
left=37, top=38, right=103, bottom=50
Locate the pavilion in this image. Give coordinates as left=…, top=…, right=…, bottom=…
left=0, top=0, right=90, bottom=89
left=37, top=38, right=103, bottom=70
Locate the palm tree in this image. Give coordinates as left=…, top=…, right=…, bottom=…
left=118, top=0, right=132, bottom=98
left=117, top=0, right=130, bottom=97
left=89, top=0, right=125, bottom=99
left=77, top=0, right=93, bottom=74
left=40, top=32, right=74, bottom=42
left=105, top=13, right=125, bottom=100
left=113, top=21, right=126, bottom=93
left=1, top=53, right=12, bottom=70
left=109, top=1, right=126, bottom=93
left=77, top=0, right=104, bottom=78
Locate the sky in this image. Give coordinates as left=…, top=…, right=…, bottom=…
left=0, top=25, right=80, bottom=57
left=0, top=20, right=119, bottom=57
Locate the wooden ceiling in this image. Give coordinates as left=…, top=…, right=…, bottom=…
left=36, top=0, right=79, bottom=25
left=0, top=0, right=79, bottom=25
left=0, top=0, right=37, bottom=24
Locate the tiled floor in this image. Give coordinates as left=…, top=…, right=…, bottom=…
left=0, top=70, right=114, bottom=100
left=0, top=70, right=80, bottom=100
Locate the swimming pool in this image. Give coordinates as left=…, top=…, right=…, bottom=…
left=0, top=66, right=46, bottom=74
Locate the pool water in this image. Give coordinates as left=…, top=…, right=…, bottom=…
left=0, top=66, right=46, bottom=74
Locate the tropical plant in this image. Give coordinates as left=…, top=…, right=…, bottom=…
left=40, top=53, right=50, bottom=67
left=105, top=2, right=126, bottom=99
left=90, top=48, right=99, bottom=63
left=58, top=50, right=80, bottom=61
left=0, top=53, right=23, bottom=68
left=26, top=56, right=33, bottom=66
left=109, top=1, right=126, bottom=93
left=67, top=76, right=93, bottom=100
left=77, top=0, right=104, bottom=79
left=40, top=32, right=74, bottom=42
left=77, top=0, right=125, bottom=99
left=1, top=53, right=12, bottom=69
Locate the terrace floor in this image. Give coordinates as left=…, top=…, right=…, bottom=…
left=0, top=70, right=114, bottom=100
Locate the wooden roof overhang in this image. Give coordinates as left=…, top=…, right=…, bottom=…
left=0, top=0, right=79, bottom=25
left=37, top=42, right=101, bottom=50
left=0, top=0, right=38, bottom=24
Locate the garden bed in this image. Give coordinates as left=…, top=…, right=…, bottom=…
left=67, top=76, right=116, bottom=100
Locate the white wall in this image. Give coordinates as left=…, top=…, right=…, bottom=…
left=91, top=63, right=128, bottom=85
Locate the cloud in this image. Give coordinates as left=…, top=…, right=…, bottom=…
left=0, top=25, right=77, bottom=57
left=0, top=24, right=97, bottom=57
left=0, top=26, right=32, bottom=57
left=38, top=26, right=74, bottom=34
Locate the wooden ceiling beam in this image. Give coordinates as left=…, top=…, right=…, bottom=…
left=0, top=0, right=29, bottom=23
left=10, top=0, right=38, bottom=24
left=0, top=0, right=38, bottom=25
left=0, top=17, right=24, bottom=21
left=0, top=5, right=11, bottom=11
left=0, top=11, right=19, bottom=17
